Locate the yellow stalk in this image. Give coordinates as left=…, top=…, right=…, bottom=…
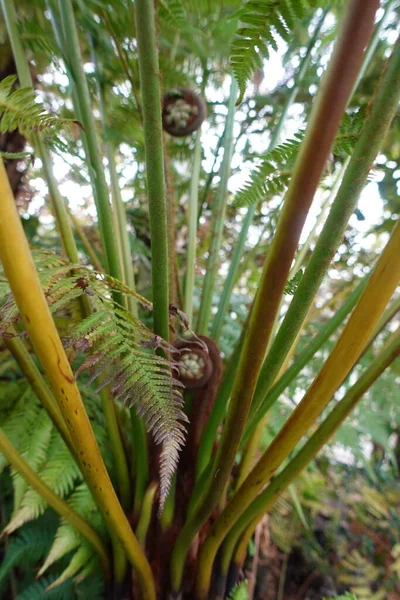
left=0, top=426, right=110, bottom=576
left=0, top=160, right=155, bottom=600
left=195, top=218, right=400, bottom=598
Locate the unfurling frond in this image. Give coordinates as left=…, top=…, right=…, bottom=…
left=0, top=76, right=80, bottom=137
left=0, top=251, right=186, bottom=508
left=230, top=0, right=311, bottom=103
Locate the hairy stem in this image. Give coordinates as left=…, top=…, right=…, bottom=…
left=185, top=133, right=202, bottom=325
left=134, top=0, right=169, bottom=340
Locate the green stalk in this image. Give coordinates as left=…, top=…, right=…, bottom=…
left=171, top=2, right=379, bottom=591
left=197, top=134, right=224, bottom=225
left=250, top=34, right=400, bottom=424
left=221, top=328, right=400, bottom=578
left=184, top=133, right=202, bottom=325
left=290, top=160, right=347, bottom=277
left=0, top=427, right=111, bottom=579
left=197, top=77, right=238, bottom=334
left=91, top=37, right=138, bottom=317
left=131, top=409, right=149, bottom=517
left=48, top=7, right=131, bottom=519
left=69, top=213, right=104, bottom=272
left=210, top=8, right=328, bottom=342
left=0, top=0, right=80, bottom=264
left=57, top=0, right=123, bottom=289
left=243, top=275, right=369, bottom=443
left=136, top=483, right=157, bottom=546
left=99, top=388, right=131, bottom=513
left=134, top=0, right=169, bottom=340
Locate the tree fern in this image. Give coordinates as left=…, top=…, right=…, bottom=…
left=0, top=251, right=186, bottom=505
left=0, top=75, right=79, bottom=138
left=230, top=0, right=311, bottom=103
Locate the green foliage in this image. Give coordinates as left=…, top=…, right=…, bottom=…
left=0, top=250, right=186, bottom=507
left=0, top=75, right=79, bottom=138
left=232, top=132, right=304, bottom=207
left=0, top=379, right=107, bottom=590
left=233, top=109, right=366, bottom=208
left=227, top=580, right=249, bottom=600
left=158, top=0, right=192, bottom=32
left=0, top=512, right=104, bottom=599
left=285, top=269, right=304, bottom=296
left=0, top=516, right=56, bottom=589
left=323, top=594, right=357, bottom=600
left=230, top=0, right=311, bottom=103
left=0, top=150, right=32, bottom=159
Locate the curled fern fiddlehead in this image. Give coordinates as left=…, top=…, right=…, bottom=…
left=162, top=88, right=206, bottom=137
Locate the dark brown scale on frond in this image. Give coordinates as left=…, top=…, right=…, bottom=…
left=162, top=88, right=206, bottom=137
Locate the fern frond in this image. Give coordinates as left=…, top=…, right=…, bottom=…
left=284, top=269, right=304, bottom=295
left=0, top=251, right=186, bottom=507
left=46, top=545, right=98, bottom=591
left=158, top=0, right=190, bottom=32
left=232, top=131, right=304, bottom=207
left=233, top=108, right=366, bottom=208
left=0, top=521, right=54, bottom=587
left=0, top=150, right=32, bottom=160
left=1, top=251, right=185, bottom=507
left=0, top=385, right=41, bottom=474
left=0, top=76, right=80, bottom=137
left=6, top=431, right=81, bottom=534
left=39, top=484, right=104, bottom=584
left=230, top=0, right=311, bottom=103
left=65, top=305, right=187, bottom=509
left=228, top=580, right=249, bottom=599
